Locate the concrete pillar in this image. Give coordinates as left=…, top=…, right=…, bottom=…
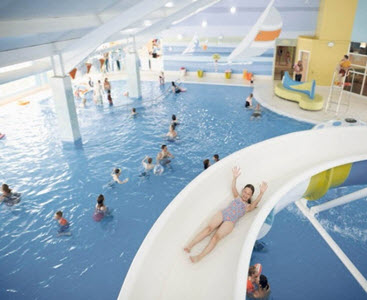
left=50, top=54, right=82, bottom=144
left=126, top=40, right=142, bottom=98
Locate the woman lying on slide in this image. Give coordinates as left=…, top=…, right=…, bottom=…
left=184, top=166, right=268, bottom=263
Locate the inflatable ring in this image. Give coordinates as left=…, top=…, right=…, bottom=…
left=153, top=165, right=164, bottom=175
left=18, top=100, right=30, bottom=106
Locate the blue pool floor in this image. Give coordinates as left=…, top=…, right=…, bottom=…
left=0, top=81, right=366, bottom=300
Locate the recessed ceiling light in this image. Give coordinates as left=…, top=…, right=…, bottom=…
left=143, top=20, right=152, bottom=27
left=177, top=34, right=183, bottom=40
left=201, top=20, right=207, bottom=27
left=165, top=2, right=174, bottom=7
left=230, top=6, right=236, bottom=14
left=218, top=35, right=223, bottom=40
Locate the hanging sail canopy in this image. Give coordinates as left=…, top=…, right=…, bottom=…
left=228, top=0, right=282, bottom=62
left=182, top=33, right=200, bottom=55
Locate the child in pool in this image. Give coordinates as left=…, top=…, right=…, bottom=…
left=156, top=145, right=174, bottom=165
left=245, top=93, right=253, bottom=108
left=142, top=156, right=155, bottom=171
left=93, top=194, right=108, bottom=222
left=111, top=168, right=129, bottom=184
left=54, top=211, right=71, bottom=236
left=203, top=159, right=210, bottom=170
left=171, top=114, right=179, bottom=126
left=131, top=108, right=138, bottom=116
left=0, top=184, right=21, bottom=206
left=166, top=124, right=177, bottom=139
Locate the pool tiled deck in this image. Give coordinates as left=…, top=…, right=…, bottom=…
left=3, top=70, right=367, bottom=124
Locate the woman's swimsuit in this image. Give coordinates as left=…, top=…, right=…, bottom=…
left=93, top=208, right=105, bottom=222
left=222, top=198, right=247, bottom=223
left=1, top=192, right=21, bottom=206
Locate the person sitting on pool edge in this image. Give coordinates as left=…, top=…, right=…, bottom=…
left=171, top=81, right=185, bottom=94
left=157, top=144, right=174, bottom=165
left=111, top=168, right=129, bottom=184
left=184, top=166, right=268, bottom=263
left=166, top=124, right=177, bottom=140
left=54, top=211, right=71, bottom=236
left=0, top=183, right=21, bottom=206
left=213, top=154, right=219, bottom=163
left=203, top=159, right=210, bottom=170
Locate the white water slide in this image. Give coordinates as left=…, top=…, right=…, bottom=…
left=119, top=127, right=367, bottom=300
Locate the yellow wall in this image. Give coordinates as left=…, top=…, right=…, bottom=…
left=296, top=0, right=358, bottom=86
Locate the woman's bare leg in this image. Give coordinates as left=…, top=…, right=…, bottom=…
left=184, top=212, right=223, bottom=253
left=190, top=221, right=234, bottom=263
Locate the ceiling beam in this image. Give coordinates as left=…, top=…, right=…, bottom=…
left=0, top=39, right=78, bottom=69
left=0, top=59, right=50, bottom=85
left=0, top=15, right=102, bottom=38
left=114, top=0, right=221, bottom=48
left=62, top=0, right=169, bottom=73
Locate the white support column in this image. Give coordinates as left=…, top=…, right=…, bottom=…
left=296, top=198, right=367, bottom=293
left=310, top=187, right=367, bottom=215
left=49, top=54, right=82, bottom=144
left=126, top=37, right=142, bottom=99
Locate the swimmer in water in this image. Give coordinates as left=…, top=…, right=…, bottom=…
left=54, top=211, right=71, bottom=236
left=111, top=168, right=129, bottom=184
left=131, top=108, right=138, bottom=116
left=159, top=71, right=165, bottom=85
left=0, top=184, right=21, bottom=206
left=245, top=93, right=253, bottom=108
left=247, top=264, right=262, bottom=296
left=252, top=275, right=271, bottom=299
left=251, top=104, right=262, bottom=119
left=166, top=124, right=177, bottom=139
left=171, top=81, right=185, bottom=94
left=171, top=114, right=179, bottom=126
left=93, top=194, right=108, bottom=222
left=142, top=156, right=155, bottom=171
left=213, top=154, right=219, bottom=163
left=203, top=159, right=210, bottom=170
left=157, top=144, right=174, bottom=165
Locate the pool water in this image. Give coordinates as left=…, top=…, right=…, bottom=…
left=0, top=81, right=365, bottom=300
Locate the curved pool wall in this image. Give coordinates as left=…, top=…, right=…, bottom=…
left=162, top=47, right=274, bottom=75
left=0, top=80, right=366, bottom=300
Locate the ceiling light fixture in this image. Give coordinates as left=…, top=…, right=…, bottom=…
left=165, top=2, right=174, bottom=7
left=177, top=34, right=183, bottom=40
left=230, top=6, right=236, bottom=14
left=201, top=20, right=207, bottom=28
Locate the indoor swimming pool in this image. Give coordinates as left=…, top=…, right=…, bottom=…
left=0, top=81, right=366, bottom=300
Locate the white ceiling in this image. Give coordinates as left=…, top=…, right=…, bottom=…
left=0, top=0, right=322, bottom=84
